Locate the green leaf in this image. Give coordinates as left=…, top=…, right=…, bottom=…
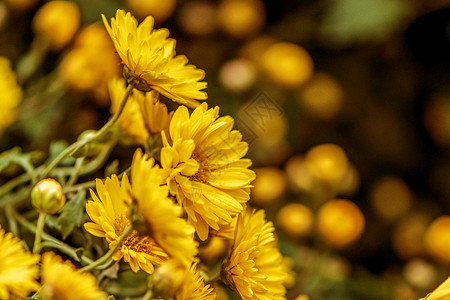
left=0, top=147, right=43, bottom=175
left=56, top=190, right=86, bottom=239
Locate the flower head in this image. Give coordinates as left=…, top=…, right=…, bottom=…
left=0, top=226, right=40, bottom=299
left=84, top=174, right=168, bottom=274
left=31, top=178, right=66, bottom=214
left=102, top=9, right=207, bottom=107
left=175, top=263, right=216, bottom=300
left=161, top=103, right=255, bottom=240
left=41, top=252, right=107, bottom=300
left=0, top=57, right=22, bottom=136
left=131, top=149, right=198, bottom=267
left=223, top=209, right=287, bottom=300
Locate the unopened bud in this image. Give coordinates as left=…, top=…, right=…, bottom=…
left=31, top=179, right=66, bottom=214
left=71, top=130, right=103, bottom=158
left=149, top=260, right=187, bottom=298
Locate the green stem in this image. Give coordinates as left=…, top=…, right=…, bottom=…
left=5, top=205, right=19, bottom=237
left=66, top=157, right=84, bottom=187
left=142, top=290, right=154, bottom=300
left=79, top=225, right=133, bottom=273
left=0, top=172, right=31, bottom=198
left=40, top=241, right=93, bottom=265
left=63, top=180, right=96, bottom=194
left=12, top=209, right=93, bottom=265
left=40, top=84, right=133, bottom=179
left=33, top=212, right=47, bottom=254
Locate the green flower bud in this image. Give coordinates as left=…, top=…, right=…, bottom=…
left=71, top=130, right=103, bottom=158
left=31, top=178, right=66, bottom=214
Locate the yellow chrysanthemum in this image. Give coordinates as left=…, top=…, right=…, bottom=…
left=223, top=209, right=287, bottom=300
left=131, top=149, right=198, bottom=267
left=109, top=78, right=148, bottom=145
left=175, top=263, right=216, bottom=300
left=102, top=9, right=207, bottom=107
left=0, top=57, right=22, bottom=135
left=84, top=174, right=168, bottom=273
left=41, top=252, right=107, bottom=300
left=160, top=103, right=256, bottom=240
left=0, top=226, right=40, bottom=299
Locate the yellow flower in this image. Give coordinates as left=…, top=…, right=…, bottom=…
left=109, top=78, right=148, bottom=145
left=0, top=57, right=22, bottom=135
left=0, top=226, right=40, bottom=299
left=84, top=174, right=168, bottom=274
left=41, top=252, right=107, bottom=300
left=161, top=103, right=255, bottom=240
left=223, top=209, right=287, bottom=300
left=102, top=9, right=207, bottom=107
left=131, top=149, right=198, bottom=267
left=175, top=263, right=216, bottom=300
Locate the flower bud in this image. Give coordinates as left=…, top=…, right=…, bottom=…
left=149, top=260, right=187, bottom=298
left=31, top=179, right=66, bottom=214
left=71, top=130, right=103, bottom=158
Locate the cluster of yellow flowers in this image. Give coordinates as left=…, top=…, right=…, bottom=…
left=0, top=8, right=289, bottom=300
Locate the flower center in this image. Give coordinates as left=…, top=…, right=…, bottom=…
left=123, top=65, right=152, bottom=92
left=189, top=149, right=214, bottom=183
left=114, top=214, right=159, bottom=255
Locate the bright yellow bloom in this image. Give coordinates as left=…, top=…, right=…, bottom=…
left=0, top=57, right=22, bottom=136
left=223, top=209, right=287, bottom=300
left=41, top=252, right=107, bottom=300
left=109, top=78, right=148, bottom=145
left=0, top=226, right=40, bottom=299
left=161, top=103, right=255, bottom=240
left=175, top=263, right=216, bottom=300
left=131, top=149, right=198, bottom=267
left=102, top=9, right=207, bottom=107
left=84, top=174, right=168, bottom=274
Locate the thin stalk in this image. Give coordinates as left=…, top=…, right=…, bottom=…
left=13, top=209, right=93, bottom=265
left=32, top=212, right=47, bottom=254
left=78, top=225, right=132, bottom=273
left=40, top=84, right=133, bottom=179
left=66, top=157, right=85, bottom=187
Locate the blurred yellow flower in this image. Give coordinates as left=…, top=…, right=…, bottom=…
left=0, top=57, right=22, bottom=136
left=175, top=263, right=216, bottom=300
left=160, top=103, right=255, bottom=240
left=223, top=209, right=287, bottom=300
left=102, top=9, right=207, bottom=107
left=131, top=149, right=198, bottom=267
left=317, top=199, right=365, bottom=249
left=41, top=252, right=107, bottom=300
left=32, top=1, right=80, bottom=50
left=61, top=23, right=121, bottom=105
left=0, top=226, right=40, bottom=299
left=109, top=78, right=148, bottom=145
left=84, top=174, right=168, bottom=274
